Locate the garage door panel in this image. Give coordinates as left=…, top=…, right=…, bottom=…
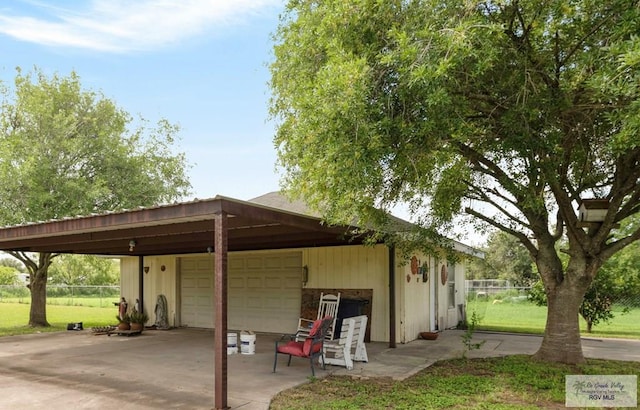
left=246, top=257, right=263, bottom=270
left=181, top=264, right=215, bottom=328
left=196, top=295, right=211, bottom=306
left=283, top=276, right=302, bottom=289
left=180, top=252, right=301, bottom=332
left=246, top=277, right=262, bottom=288
left=196, top=259, right=213, bottom=270
left=229, top=296, right=243, bottom=309
left=229, top=277, right=244, bottom=288
left=262, top=296, right=284, bottom=309
left=283, top=255, right=302, bottom=268
left=264, top=276, right=282, bottom=288
left=264, top=256, right=284, bottom=269
left=281, top=296, right=301, bottom=310
left=246, top=297, right=263, bottom=309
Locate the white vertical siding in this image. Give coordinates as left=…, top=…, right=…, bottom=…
left=303, top=244, right=389, bottom=342
left=399, top=253, right=433, bottom=343
left=143, top=256, right=178, bottom=327
left=120, top=255, right=178, bottom=327
left=120, top=257, right=139, bottom=309
left=120, top=245, right=472, bottom=343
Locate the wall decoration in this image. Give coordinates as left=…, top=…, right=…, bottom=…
left=420, top=261, right=429, bottom=283
left=410, top=256, right=418, bottom=275
left=440, top=264, right=447, bottom=286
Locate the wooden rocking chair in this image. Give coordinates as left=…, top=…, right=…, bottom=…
left=295, top=292, right=340, bottom=342
left=273, top=316, right=333, bottom=376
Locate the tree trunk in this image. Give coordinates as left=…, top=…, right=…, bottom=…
left=29, top=268, right=50, bottom=327
left=533, top=283, right=585, bottom=364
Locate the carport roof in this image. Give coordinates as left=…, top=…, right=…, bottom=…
left=0, top=195, right=369, bottom=256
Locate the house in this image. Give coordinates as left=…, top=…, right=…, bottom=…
left=0, top=191, right=480, bottom=409
left=119, top=192, right=478, bottom=344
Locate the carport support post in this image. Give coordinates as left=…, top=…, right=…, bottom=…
left=214, top=211, right=229, bottom=410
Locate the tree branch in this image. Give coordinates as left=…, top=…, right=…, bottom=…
left=465, top=206, right=537, bottom=256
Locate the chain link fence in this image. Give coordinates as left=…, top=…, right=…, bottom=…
left=0, top=285, right=120, bottom=308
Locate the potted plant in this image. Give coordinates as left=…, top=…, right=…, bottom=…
left=116, top=313, right=131, bottom=331
left=129, top=310, right=149, bottom=332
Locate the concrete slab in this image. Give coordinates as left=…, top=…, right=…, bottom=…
left=0, top=328, right=637, bottom=409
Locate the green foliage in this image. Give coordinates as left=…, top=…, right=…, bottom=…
left=270, top=355, right=640, bottom=409
left=468, top=230, right=536, bottom=286
left=0, top=67, right=191, bottom=225
left=0, top=257, right=26, bottom=272
left=0, top=67, right=191, bottom=326
left=270, top=0, right=640, bottom=362
left=468, top=298, right=640, bottom=339
left=461, top=311, right=485, bottom=358
left=48, top=255, right=119, bottom=286
left=529, top=262, right=633, bottom=333
left=270, top=0, right=640, bottom=236
left=0, top=266, right=18, bottom=285
left=128, top=309, right=149, bottom=324
left=116, top=313, right=130, bottom=324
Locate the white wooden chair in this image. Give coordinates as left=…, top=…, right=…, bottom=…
left=296, top=292, right=341, bottom=341
left=322, top=315, right=368, bottom=370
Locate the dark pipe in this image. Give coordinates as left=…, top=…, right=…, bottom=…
left=388, top=245, right=396, bottom=348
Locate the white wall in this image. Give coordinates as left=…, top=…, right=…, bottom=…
left=303, top=244, right=389, bottom=342
left=120, top=244, right=471, bottom=343
left=120, top=255, right=179, bottom=327
left=397, top=254, right=434, bottom=343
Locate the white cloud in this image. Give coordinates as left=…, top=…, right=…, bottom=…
left=0, top=0, right=281, bottom=53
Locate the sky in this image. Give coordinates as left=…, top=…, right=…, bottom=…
left=0, top=1, right=487, bottom=246
left=0, top=0, right=286, bottom=202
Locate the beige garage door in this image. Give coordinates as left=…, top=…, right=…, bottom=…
left=180, top=257, right=215, bottom=328
left=228, top=252, right=302, bottom=333
left=180, top=252, right=302, bottom=333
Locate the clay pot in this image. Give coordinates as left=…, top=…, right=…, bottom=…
left=130, top=322, right=144, bottom=332
left=118, top=322, right=131, bottom=331
left=420, top=331, right=439, bottom=340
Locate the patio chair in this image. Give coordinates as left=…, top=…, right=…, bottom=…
left=295, top=292, right=340, bottom=342
left=323, top=315, right=368, bottom=370
left=273, top=316, right=333, bottom=376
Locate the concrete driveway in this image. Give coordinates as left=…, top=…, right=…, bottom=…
left=0, top=328, right=637, bottom=410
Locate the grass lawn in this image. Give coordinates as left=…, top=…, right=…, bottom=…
left=467, top=299, right=640, bottom=339
left=270, top=355, right=640, bottom=409
left=0, top=296, right=119, bottom=308
left=0, top=302, right=116, bottom=336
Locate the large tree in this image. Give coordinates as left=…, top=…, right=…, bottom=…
left=0, top=68, right=191, bottom=327
left=269, top=0, right=640, bottom=363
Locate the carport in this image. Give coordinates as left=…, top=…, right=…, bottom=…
left=0, top=195, right=391, bottom=409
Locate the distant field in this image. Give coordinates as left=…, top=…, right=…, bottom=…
left=0, top=302, right=116, bottom=336
left=0, top=296, right=118, bottom=308
left=467, top=298, right=640, bottom=339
